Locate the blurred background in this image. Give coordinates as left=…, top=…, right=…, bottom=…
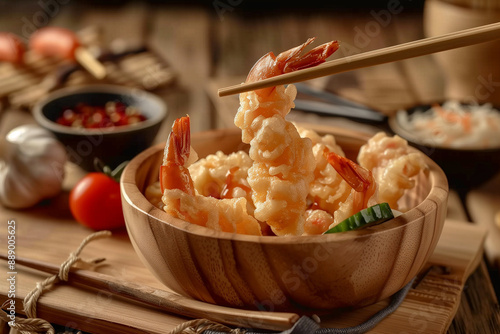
left=0, top=0, right=436, bottom=135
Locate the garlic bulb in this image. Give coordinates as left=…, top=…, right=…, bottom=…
left=0, top=124, right=67, bottom=209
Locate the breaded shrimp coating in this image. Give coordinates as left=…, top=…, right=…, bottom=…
left=358, top=132, right=427, bottom=209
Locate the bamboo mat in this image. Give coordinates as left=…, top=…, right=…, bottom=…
left=0, top=28, right=175, bottom=111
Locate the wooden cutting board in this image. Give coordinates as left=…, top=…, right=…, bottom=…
left=0, top=188, right=487, bottom=334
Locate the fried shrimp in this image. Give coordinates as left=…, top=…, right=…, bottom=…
left=358, top=132, right=427, bottom=210
left=296, top=125, right=351, bottom=235
left=160, top=116, right=262, bottom=236
left=295, top=124, right=351, bottom=214
left=303, top=150, right=378, bottom=234
left=326, top=151, right=377, bottom=225
left=189, top=151, right=253, bottom=201
left=234, top=38, right=339, bottom=236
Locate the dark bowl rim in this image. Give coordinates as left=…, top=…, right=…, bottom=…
left=389, top=102, right=500, bottom=152
left=32, top=84, right=167, bottom=135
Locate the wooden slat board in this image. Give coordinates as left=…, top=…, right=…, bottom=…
left=467, top=173, right=500, bottom=268
left=0, top=207, right=487, bottom=333
left=323, top=219, right=487, bottom=332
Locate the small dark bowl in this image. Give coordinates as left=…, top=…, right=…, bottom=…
left=389, top=105, right=500, bottom=190
left=33, top=85, right=167, bottom=171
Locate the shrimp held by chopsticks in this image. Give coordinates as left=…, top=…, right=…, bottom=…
left=235, top=38, right=339, bottom=236
left=160, top=116, right=262, bottom=236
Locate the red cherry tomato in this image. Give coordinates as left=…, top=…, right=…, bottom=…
left=29, top=27, right=80, bottom=61
left=69, top=172, right=125, bottom=230
left=0, top=32, right=25, bottom=63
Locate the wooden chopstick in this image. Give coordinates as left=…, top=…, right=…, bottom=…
left=74, top=46, right=107, bottom=80
left=218, top=21, right=500, bottom=97
left=0, top=254, right=299, bottom=331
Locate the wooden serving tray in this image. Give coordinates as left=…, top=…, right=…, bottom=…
left=0, top=199, right=486, bottom=334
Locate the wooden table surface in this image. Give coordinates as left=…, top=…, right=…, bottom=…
left=0, top=1, right=499, bottom=333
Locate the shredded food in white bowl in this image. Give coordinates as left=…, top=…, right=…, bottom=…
left=397, top=101, right=500, bottom=149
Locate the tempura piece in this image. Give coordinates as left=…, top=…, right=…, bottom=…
left=160, top=116, right=262, bottom=236
left=235, top=38, right=339, bottom=236
left=358, top=132, right=427, bottom=210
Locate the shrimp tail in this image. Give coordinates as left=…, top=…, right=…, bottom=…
left=246, top=38, right=339, bottom=89
left=160, top=116, right=195, bottom=195
left=326, top=150, right=376, bottom=210
left=282, top=40, right=339, bottom=73
left=164, top=115, right=191, bottom=166
left=276, top=37, right=316, bottom=68
left=326, top=151, right=371, bottom=192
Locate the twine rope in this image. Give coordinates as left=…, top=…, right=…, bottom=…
left=2, top=230, right=413, bottom=334
left=170, top=318, right=247, bottom=334
left=170, top=278, right=416, bottom=334
left=1, top=230, right=112, bottom=334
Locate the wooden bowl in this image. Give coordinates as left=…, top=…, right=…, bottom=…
left=121, top=126, right=448, bottom=312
